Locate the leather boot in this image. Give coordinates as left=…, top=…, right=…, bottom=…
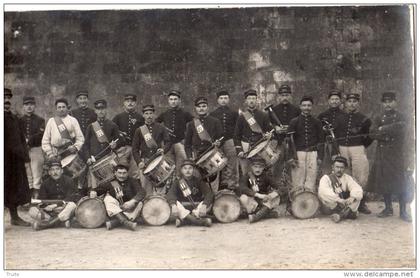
left=115, top=213, right=137, bottom=231
left=32, top=217, right=60, bottom=231
left=378, top=194, right=393, bottom=218
left=185, top=214, right=212, bottom=227
left=10, top=207, right=31, bottom=227
left=105, top=217, right=121, bottom=230
left=249, top=206, right=270, bottom=223
left=331, top=206, right=351, bottom=223
left=358, top=195, right=371, bottom=214
left=399, top=198, right=412, bottom=223
left=32, top=189, right=40, bottom=199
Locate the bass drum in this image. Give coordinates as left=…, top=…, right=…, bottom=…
left=289, top=187, right=320, bottom=219
left=212, top=190, right=241, bottom=223
left=75, top=197, right=107, bottom=228
left=141, top=195, right=171, bottom=226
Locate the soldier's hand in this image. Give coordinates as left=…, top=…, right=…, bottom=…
left=138, top=161, right=145, bottom=169
left=109, top=140, right=117, bottom=150
left=238, top=151, right=246, bottom=158
left=337, top=198, right=346, bottom=205
left=89, top=191, right=97, bottom=198
left=198, top=205, right=207, bottom=217
left=68, top=145, right=78, bottom=154
left=122, top=200, right=136, bottom=211
left=156, top=148, right=164, bottom=154
left=86, top=158, right=94, bottom=166
left=345, top=197, right=355, bottom=205
left=214, top=140, right=221, bottom=147
left=44, top=204, right=58, bottom=212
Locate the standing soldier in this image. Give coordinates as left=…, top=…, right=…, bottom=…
left=19, top=96, right=45, bottom=199
left=156, top=90, right=193, bottom=172
left=234, top=89, right=272, bottom=175
left=71, top=90, right=97, bottom=135
left=81, top=100, right=120, bottom=188
left=132, top=104, right=171, bottom=195
left=335, top=93, right=373, bottom=214
left=287, top=96, right=324, bottom=191
left=112, top=93, right=144, bottom=178
left=318, top=90, right=345, bottom=173
left=210, top=90, right=239, bottom=190
left=4, top=88, right=31, bottom=226
left=369, top=92, right=412, bottom=222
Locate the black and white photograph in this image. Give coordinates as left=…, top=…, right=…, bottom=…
left=2, top=2, right=416, bottom=273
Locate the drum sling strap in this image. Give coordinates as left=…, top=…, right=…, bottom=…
left=54, top=116, right=72, bottom=142
left=92, top=121, right=109, bottom=144
left=139, top=124, right=158, bottom=149
left=193, top=118, right=213, bottom=143
left=110, top=180, right=124, bottom=205
left=242, top=111, right=263, bottom=134
left=248, top=173, right=259, bottom=192
left=328, top=174, right=346, bottom=199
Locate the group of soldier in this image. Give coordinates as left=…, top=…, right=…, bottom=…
left=4, top=84, right=413, bottom=232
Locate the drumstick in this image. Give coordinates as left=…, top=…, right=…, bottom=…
left=93, top=138, right=120, bottom=161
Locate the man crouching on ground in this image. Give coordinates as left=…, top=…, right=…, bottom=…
left=29, top=158, right=81, bottom=231
left=167, top=159, right=214, bottom=227
left=89, top=163, right=145, bottom=231
left=238, top=157, right=281, bottom=223
left=318, top=156, right=363, bottom=223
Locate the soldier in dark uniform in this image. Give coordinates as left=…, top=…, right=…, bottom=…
left=132, top=104, right=171, bottom=195
left=81, top=99, right=120, bottom=188
left=112, top=93, right=145, bottom=178
left=156, top=90, right=193, bottom=173
left=29, top=158, right=82, bottom=230
left=287, top=96, right=324, bottom=191
left=166, top=159, right=214, bottom=227
left=210, top=90, right=239, bottom=189
left=19, top=96, right=45, bottom=198
left=71, top=90, right=97, bottom=135
left=335, top=93, right=373, bottom=214
left=89, top=164, right=145, bottom=231
left=234, top=89, right=272, bottom=175
left=238, top=157, right=281, bottom=223
left=317, top=90, right=345, bottom=174
left=4, top=88, right=31, bottom=226
left=368, top=92, right=412, bottom=222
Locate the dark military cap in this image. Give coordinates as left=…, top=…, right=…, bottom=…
left=94, top=99, right=107, bottom=109
left=333, top=156, right=348, bottom=167
left=76, top=90, right=89, bottom=98
left=181, top=159, right=195, bottom=167
left=124, top=94, right=137, bottom=101
left=48, top=157, right=62, bottom=168
left=142, top=104, right=155, bottom=113
left=382, top=91, right=396, bottom=102
left=168, top=90, right=181, bottom=98
left=300, top=96, right=314, bottom=104
left=4, top=88, right=12, bottom=97
left=194, top=97, right=208, bottom=106
left=55, top=98, right=69, bottom=107
left=216, top=90, right=229, bottom=98
left=244, top=89, right=257, bottom=98
left=328, top=90, right=342, bottom=99
left=278, top=85, right=292, bottom=94
left=345, top=93, right=360, bottom=101
left=114, top=163, right=129, bottom=171
left=23, top=96, right=36, bottom=104
left=250, top=157, right=266, bottom=166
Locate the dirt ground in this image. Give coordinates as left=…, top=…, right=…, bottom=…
left=4, top=201, right=415, bottom=270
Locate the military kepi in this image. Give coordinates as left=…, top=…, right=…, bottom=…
left=142, top=104, right=155, bottom=113
left=195, top=97, right=208, bottom=106
left=4, top=88, right=12, bottom=97
left=94, top=99, right=107, bottom=109
left=23, top=96, right=36, bottom=104
left=216, top=90, right=229, bottom=98
left=124, top=93, right=137, bottom=101
left=76, top=90, right=89, bottom=98
left=168, top=90, right=181, bottom=98
left=382, top=91, right=396, bottom=102
left=346, top=93, right=360, bottom=101
left=244, top=89, right=257, bottom=98
left=278, top=85, right=292, bottom=94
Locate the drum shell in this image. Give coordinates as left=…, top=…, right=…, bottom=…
left=90, top=154, right=118, bottom=186
left=289, top=187, right=320, bottom=219
left=65, top=154, right=86, bottom=178
left=141, top=195, right=171, bottom=226
left=196, top=147, right=228, bottom=177
left=247, top=140, right=280, bottom=167
left=75, top=197, right=107, bottom=228
left=144, top=155, right=175, bottom=185
left=212, top=190, right=241, bottom=223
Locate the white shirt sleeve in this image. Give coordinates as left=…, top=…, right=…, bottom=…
left=41, top=118, right=54, bottom=156
left=71, top=117, right=85, bottom=150
left=318, top=175, right=341, bottom=204
left=345, top=174, right=363, bottom=200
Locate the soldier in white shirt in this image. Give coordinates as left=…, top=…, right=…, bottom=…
left=318, top=156, right=363, bottom=223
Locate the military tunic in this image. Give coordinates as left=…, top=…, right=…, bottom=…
left=132, top=122, right=171, bottom=163
left=156, top=107, right=193, bottom=144
left=112, top=111, right=145, bottom=146
left=71, top=107, right=97, bottom=136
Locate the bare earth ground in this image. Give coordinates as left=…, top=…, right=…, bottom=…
left=4, top=201, right=415, bottom=270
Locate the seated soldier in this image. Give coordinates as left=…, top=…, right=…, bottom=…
left=90, top=164, right=145, bottom=231
left=318, top=156, right=363, bottom=223
left=238, top=157, right=281, bottom=223
left=29, top=158, right=82, bottom=231
left=167, top=159, right=214, bottom=227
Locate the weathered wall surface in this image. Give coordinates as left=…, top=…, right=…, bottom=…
left=4, top=6, right=415, bottom=154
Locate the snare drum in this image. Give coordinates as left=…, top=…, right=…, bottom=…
left=196, top=146, right=228, bottom=177
left=143, top=155, right=175, bottom=186
left=247, top=139, right=280, bottom=167
left=90, top=153, right=118, bottom=187
left=141, top=195, right=171, bottom=226
left=289, top=187, right=320, bottom=219
left=212, top=190, right=241, bottom=223
left=62, top=154, right=86, bottom=178
left=75, top=197, right=107, bottom=228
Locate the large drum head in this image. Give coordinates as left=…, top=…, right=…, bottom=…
left=290, top=191, right=320, bottom=219
left=141, top=196, right=171, bottom=226
left=75, top=197, right=107, bottom=228
left=196, top=147, right=215, bottom=165
left=144, top=155, right=164, bottom=174
left=213, top=191, right=241, bottom=223
left=247, top=140, right=269, bottom=159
